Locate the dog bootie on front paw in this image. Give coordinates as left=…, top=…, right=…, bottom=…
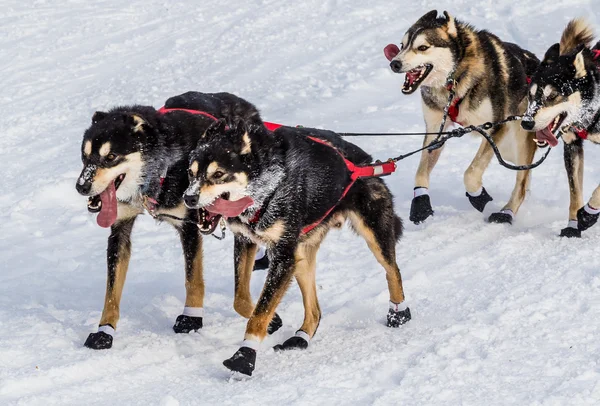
left=466, top=187, right=493, bottom=212
left=267, top=312, right=283, bottom=335
left=409, top=188, right=434, bottom=224
left=577, top=204, right=600, bottom=231
left=387, top=302, right=411, bottom=328
left=488, top=209, right=513, bottom=224
left=560, top=220, right=581, bottom=238
left=273, top=331, right=310, bottom=352
left=253, top=246, right=270, bottom=271
left=173, top=307, right=203, bottom=333
left=223, top=346, right=257, bottom=376
left=84, top=325, right=114, bottom=350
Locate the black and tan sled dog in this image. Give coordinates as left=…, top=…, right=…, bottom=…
left=522, top=19, right=600, bottom=237
left=75, top=91, right=277, bottom=349
left=384, top=10, right=540, bottom=225
left=183, top=118, right=410, bottom=376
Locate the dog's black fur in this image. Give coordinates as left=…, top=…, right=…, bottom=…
left=184, top=119, right=408, bottom=376
left=76, top=92, right=276, bottom=350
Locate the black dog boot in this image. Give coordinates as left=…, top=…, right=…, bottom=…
left=267, top=313, right=283, bottom=335
left=560, top=220, right=581, bottom=238
left=577, top=204, right=600, bottom=231
left=253, top=255, right=270, bottom=271
left=387, top=302, right=411, bottom=328
left=273, top=331, right=310, bottom=352
left=409, top=187, right=434, bottom=224
left=173, top=307, right=203, bottom=333
left=223, top=346, right=257, bottom=376
left=466, top=187, right=493, bottom=212
left=488, top=209, right=513, bottom=224
left=84, top=325, right=114, bottom=350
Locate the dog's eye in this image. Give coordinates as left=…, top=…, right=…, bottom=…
left=105, top=153, right=117, bottom=162
left=417, top=45, right=429, bottom=52
left=213, top=171, right=224, bottom=179
left=546, top=92, right=558, bottom=101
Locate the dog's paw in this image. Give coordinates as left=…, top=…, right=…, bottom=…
left=267, top=313, right=283, bottom=335
left=84, top=331, right=113, bottom=350
left=223, top=347, right=256, bottom=376
left=387, top=307, right=411, bottom=328
left=577, top=205, right=600, bottom=231
left=410, top=195, right=434, bottom=224
left=273, top=335, right=309, bottom=352
left=173, top=315, right=203, bottom=334
left=560, top=226, right=581, bottom=238
left=488, top=212, right=513, bottom=224
left=466, top=187, right=493, bottom=213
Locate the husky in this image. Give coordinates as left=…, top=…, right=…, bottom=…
left=522, top=19, right=600, bottom=238
left=384, top=10, right=540, bottom=225
left=75, top=91, right=278, bottom=350
left=183, top=119, right=410, bottom=376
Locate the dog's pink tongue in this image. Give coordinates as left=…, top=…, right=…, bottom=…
left=205, top=196, right=254, bottom=218
left=97, top=182, right=118, bottom=228
left=384, top=44, right=400, bottom=61
left=406, top=70, right=420, bottom=85
left=536, top=126, right=559, bottom=147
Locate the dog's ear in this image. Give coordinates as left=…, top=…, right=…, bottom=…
left=203, top=119, right=227, bottom=140
left=573, top=49, right=588, bottom=78
left=442, top=11, right=457, bottom=37
left=542, top=43, right=560, bottom=64
left=92, top=111, right=108, bottom=124
left=418, top=10, right=438, bottom=23
left=123, top=113, right=149, bottom=133
left=230, top=119, right=252, bottom=155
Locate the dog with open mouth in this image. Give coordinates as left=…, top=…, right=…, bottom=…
left=75, top=91, right=274, bottom=350
left=384, top=10, right=540, bottom=225
left=184, top=119, right=409, bottom=377
left=522, top=19, right=600, bottom=237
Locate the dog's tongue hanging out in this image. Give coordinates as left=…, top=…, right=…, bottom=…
left=384, top=44, right=400, bottom=61
left=97, top=182, right=118, bottom=228
left=205, top=196, right=254, bottom=218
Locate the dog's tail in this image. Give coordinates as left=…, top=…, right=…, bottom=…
left=560, top=18, right=595, bottom=55
left=394, top=214, right=404, bottom=242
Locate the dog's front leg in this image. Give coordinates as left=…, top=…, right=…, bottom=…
left=223, top=239, right=297, bottom=376
left=463, top=132, right=496, bottom=215
left=84, top=217, right=136, bottom=350
left=172, top=219, right=205, bottom=333
left=411, top=105, right=445, bottom=224
left=561, top=138, right=584, bottom=237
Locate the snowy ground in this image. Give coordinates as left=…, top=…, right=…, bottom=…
left=1, top=0, right=600, bottom=404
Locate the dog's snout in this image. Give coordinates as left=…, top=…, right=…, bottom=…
left=521, top=117, right=535, bottom=131
left=76, top=180, right=92, bottom=195
left=184, top=194, right=199, bottom=208
left=390, top=60, right=402, bottom=73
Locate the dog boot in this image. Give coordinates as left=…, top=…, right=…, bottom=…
left=560, top=220, right=581, bottom=238
left=253, top=247, right=270, bottom=271
left=223, top=346, right=257, bottom=376
left=488, top=209, right=513, bottom=224
left=267, top=312, right=283, bottom=335
left=173, top=307, right=203, bottom=333
left=273, top=331, right=310, bottom=351
left=466, top=187, right=493, bottom=212
left=84, top=325, right=114, bottom=350
left=387, top=302, right=411, bottom=328
left=409, top=187, right=434, bottom=224
left=577, top=204, right=600, bottom=231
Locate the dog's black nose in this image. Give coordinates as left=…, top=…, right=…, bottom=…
left=184, top=194, right=199, bottom=208
left=76, top=181, right=91, bottom=195
left=521, top=118, right=535, bottom=131
left=390, top=60, right=402, bottom=73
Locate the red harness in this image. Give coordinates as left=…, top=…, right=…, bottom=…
left=158, top=106, right=395, bottom=235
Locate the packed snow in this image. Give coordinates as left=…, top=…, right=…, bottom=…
left=1, top=0, right=600, bottom=405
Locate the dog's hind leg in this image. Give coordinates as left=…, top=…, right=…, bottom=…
left=173, top=220, right=205, bottom=333
left=489, top=126, right=536, bottom=224
left=232, top=236, right=283, bottom=334
left=410, top=105, right=445, bottom=224
left=348, top=180, right=410, bottom=327
left=84, top=217, right=136, bottom=350
left=561, top=138, right=584, bottom=237
left=274, top=241, right=322, bottom=351
left=223, top=240, right=297, bottom=376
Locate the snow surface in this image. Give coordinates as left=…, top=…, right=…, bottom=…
left=1, top=1, right=600, bottom=405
